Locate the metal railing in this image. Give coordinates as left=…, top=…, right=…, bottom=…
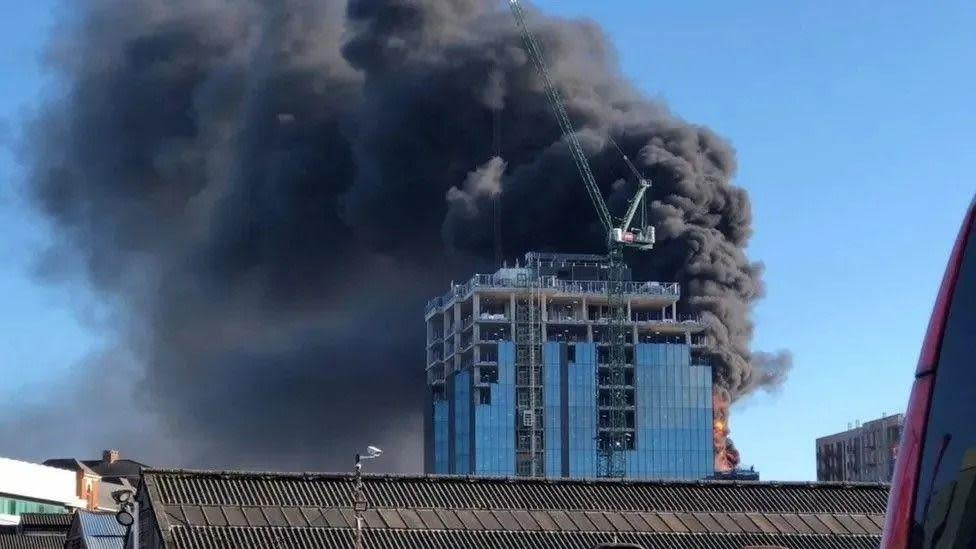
left=631, top=312, right=704, bottom=324
left=548, top=313, right=583, bottom=322
left=426, top=274, right=680, bottom=315
left=547, top=333, right=585, bottom=343
left=478, top=312, right=508, bottom=321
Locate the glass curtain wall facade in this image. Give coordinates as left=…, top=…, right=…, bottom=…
left=432, top=343, right=516, bottom=475
left=432, top=401, right=449, bottom=474
left=432, top=341, right=712, bottom=479
left=543, top=342, right=562, bottom=476
left=567, top=344, right=598, bottom=477
left=629, top=344, right=713, bottom=479
left=474, top=343, right=516, bottom=475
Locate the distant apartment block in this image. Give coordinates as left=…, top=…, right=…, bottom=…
left=0, top=458, right=82, bottom=525
left=424, top=252, right=714, bottom=480
left=816, top=414, right=904, bottom=483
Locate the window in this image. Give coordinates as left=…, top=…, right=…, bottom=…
left=912, top=215, right=976, bottom=547
left=0, top=496, right=67, bottom=516
left=479, top=366, right=499, bottom=384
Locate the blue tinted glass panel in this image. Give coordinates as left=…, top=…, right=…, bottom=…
left=454, top=369, right=471, bottom=474
left=631, top=343, right=713, bottom=480
left=433, top=400, right=449, bottom=474
left=568, top=343, right=597, bottom=477
left=474, top=342, right=516, bottom=475
left=544, top=342, right=562, bottom=477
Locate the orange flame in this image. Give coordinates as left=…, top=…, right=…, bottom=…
left=713, top=389, right=740, bottom=473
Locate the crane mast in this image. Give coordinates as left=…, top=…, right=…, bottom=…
left=508, top=0, right=655, bottom=478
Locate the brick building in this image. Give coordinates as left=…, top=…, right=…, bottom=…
left=816, top=414, right=904, bottom=483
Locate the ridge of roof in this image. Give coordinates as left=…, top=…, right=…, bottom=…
left=46, top=458, right=98, bottom=475
left=80, top=458, right=147, bottom=468
left=141, top=468, right=888, bottom=489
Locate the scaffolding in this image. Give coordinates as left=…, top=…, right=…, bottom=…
left=514, top=255, right=544, bottom=477
left=508, top=0, right=651, bottom=479
left=598, top=247, right=632, bottom=478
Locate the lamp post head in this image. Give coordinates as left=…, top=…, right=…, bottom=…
left=111, top=489, right=133, bottom=504
left=116, top=509, right=134, bottom=527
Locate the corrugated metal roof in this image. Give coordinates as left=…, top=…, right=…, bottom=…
left=83, top=538, right=123, bottom=549
left=18, top=514, right=72, bottom=530
left=140, top=470, right=889, bottom=549
left=144, top=470, right=888, bottom=514
left=76, top=511, right=126, bottom=538
left=0, top=534, right=65, bottom=549
left=65, top=511, right=125, bottom=549
left=169, top=528, right=881, bottom=549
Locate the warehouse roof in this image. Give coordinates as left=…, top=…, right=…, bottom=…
left=0, top=535, right=66, bottom=549
left=140, top=469, right=889, bottom=549
left=0, top=512, right=72, bottom=548
left=17, top=513, right=72, bottom=532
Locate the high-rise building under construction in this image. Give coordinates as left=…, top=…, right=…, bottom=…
left=424, top=252, right=714, bottom=480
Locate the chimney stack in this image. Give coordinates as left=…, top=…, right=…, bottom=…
left=103, top=449, right=120, bottom=464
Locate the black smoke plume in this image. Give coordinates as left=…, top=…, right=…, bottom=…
left=5, top=0, right=790, bottom=471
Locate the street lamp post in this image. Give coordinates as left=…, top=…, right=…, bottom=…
left=353, top=446, right=382, bottom=549
left=112, top=489, right=138, bottom=549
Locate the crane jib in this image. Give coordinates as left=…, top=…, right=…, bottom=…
left=509, top=0, right=613, bottom=234
left=509, top=0, right=653, bottom=249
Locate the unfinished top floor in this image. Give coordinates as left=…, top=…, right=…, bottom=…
left=425, top=254, right=706, bottom=372
left=426, top=252, right=685, bottom=321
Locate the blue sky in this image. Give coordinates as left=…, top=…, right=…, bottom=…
left=530, top=0, right=975, bottom=478
left=1, top=1, right=974, bottom=480
left=1, top=1, right=101, bottom=391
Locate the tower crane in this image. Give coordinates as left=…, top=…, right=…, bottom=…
left=508, top=0, right=655, bottom=478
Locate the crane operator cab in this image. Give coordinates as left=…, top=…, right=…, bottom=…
left=611, top=226, right=655, bottom=250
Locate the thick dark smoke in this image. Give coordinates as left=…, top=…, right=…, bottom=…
left=6, top=0, right=790, bottom=471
